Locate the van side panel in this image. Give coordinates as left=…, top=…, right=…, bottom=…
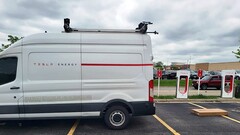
left=18, top=33, right=154, bottom=118
left=81, top=52, right=146, bottom=103
left=22, top=34, right=82, bottom=117
left=81, top=33, right=151, bottom=114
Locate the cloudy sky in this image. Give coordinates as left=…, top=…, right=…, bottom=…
left=0, top=0, right=240, bottom=65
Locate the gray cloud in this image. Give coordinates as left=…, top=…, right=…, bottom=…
left=2, top=0, right=62, bottom=20
left=0, top=0, right=240, bottom=64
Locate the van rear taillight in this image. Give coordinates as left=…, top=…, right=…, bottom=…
left=149, top=80, right=154, bottom=102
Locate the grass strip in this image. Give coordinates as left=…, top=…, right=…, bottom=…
left=188, top=94, right=219, bottom=99
left=154, top=94, right=219, bottom=99
left=154, top=95, right=175, bottom=99
left=154, top=79, right=192, bottom=87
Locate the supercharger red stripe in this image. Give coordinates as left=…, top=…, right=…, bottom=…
left=81, top=63, right=153, bottom=66
left=228, top=76, right=233, bottom=93
left=178, top=76, right=188, bottom=94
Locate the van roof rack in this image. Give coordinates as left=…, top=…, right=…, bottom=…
left=63, top=18, right=158, bottom=34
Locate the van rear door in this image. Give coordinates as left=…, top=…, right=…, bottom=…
left=0, top=54, right=23, bottom=119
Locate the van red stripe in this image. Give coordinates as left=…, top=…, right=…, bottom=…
left=81, top=63, right=153, bottom=66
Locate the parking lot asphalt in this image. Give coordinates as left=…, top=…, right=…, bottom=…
left=196, top=103, right=240, bottom=123
left=74, top=116, right=170, bottom=135
left=0, top=103, right=239, bottom=135
left=0, top=119, right=74, bottom=135
left=156, top=103, right=240, bottom=135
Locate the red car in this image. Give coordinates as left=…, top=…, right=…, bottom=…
left=192, top=75, right=231, bottom=90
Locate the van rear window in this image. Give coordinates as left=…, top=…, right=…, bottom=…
left=0, top=57, right=17, bottom=85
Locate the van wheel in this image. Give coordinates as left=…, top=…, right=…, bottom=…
left=104, top=106, right=129, bottom=130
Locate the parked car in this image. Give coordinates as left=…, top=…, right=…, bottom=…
left=192, top=75, right=231, bottom=90
left=166, top=70, right=177, bottom=79
left=190, top=70, right=198, bottom=79
left=209, top=70, right=221, bottom=76
left=160, top=70, right=171, bottom=79
left=153, top=70, right=174, bottom=80
left=235, top=70, right=240, bottom=80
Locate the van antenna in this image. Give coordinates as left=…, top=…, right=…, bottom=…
left=64, top=18, right=72, bottom=32
left=136, top=21, right=158, bottom=34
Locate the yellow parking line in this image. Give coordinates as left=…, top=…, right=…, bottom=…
left=221, top=115, right=240, bottom=124
left=188, top=102, right=240, bottom=124
left=67, top=119, right=79, bottom=135
left=153, top=115, right=181, bottom=135
left=188, top=102, right=206, bottom=109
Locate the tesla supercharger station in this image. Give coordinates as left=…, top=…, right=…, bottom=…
left=221, top=70, right=235, bottom=98
left=176, top=70, right=190, bottom=98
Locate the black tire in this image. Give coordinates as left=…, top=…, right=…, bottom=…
left=104, top=106, right=130, bottom=130
left=216, top=87, right=221, bottom=90
left=194, top=86, right=198, bottom=90
left=201, top=84, right=208, bottom=90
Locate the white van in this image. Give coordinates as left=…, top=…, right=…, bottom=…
left=0, top=19, right=155, bottom=129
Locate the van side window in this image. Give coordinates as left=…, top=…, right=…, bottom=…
left=0, top=57, right=17, bottom=85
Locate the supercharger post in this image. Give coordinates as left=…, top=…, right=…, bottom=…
left=197, top=69, right=203, bottom=95
left=221, top=70, right=235, bottom=98
left=157, top=70, right=162, bottom=97
left=176, top=70, right=190, bottom=98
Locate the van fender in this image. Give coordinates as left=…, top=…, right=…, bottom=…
left=100, top=99, right=134, bottom=117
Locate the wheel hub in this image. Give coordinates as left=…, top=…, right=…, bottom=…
left=109, top=110, right=125, bottom=127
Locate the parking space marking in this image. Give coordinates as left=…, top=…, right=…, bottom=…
left=221, top=115, right=240, bottom=124
left=188, top=102, right=240, bottom=124
left=188, top=102, right=206, bottom=109
left=153, top=115, right=181, bottom=135
left=67, top=119, right=79, bottom=135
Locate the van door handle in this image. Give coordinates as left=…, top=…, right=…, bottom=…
left=10, top=86, right=20, bottom=90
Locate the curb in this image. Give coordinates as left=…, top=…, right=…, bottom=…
left=154, top=98, right=240, bottom=103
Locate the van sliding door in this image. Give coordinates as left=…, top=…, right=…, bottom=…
left=22, top=34, right=82, bottom=118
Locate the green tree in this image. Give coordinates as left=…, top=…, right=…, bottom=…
left=232, top=46, right=240, bottom=60
left=9, top=35, right=20, bottom=43
left=1, top=35, right=22, bottom=52
left=0, top=44, right=3, bottom=52
left=154, top=61, right=164, bottom=70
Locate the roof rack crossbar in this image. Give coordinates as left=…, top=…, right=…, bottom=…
left=63, top=18, right=158, bottom=34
